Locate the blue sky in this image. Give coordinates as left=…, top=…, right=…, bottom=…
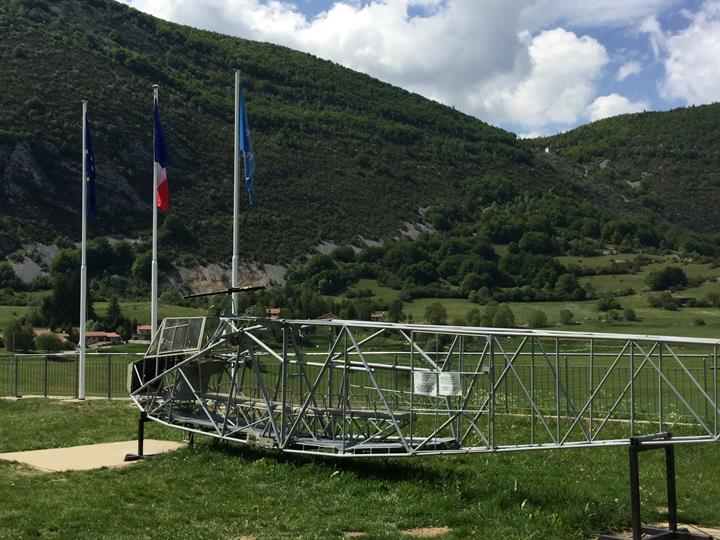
left=119, top=1, right=720, bottom=136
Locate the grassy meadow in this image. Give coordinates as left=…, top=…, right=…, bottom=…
left=1, top=399, right=719, bottom=539
left=1, top=252, right=719, bottom=537
left=345, top=253, right=720, bottom=339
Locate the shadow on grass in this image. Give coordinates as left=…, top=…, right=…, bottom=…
left=201, top=437, right=449, bottom=482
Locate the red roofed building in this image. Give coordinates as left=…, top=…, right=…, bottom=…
left=135, top=325, right=153, bottom=340
left=85, top=331, right=122, bottom=346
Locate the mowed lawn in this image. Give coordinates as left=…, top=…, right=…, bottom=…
left=1, top=399, right=720, bottom=539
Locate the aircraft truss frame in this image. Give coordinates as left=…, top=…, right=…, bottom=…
left=130, top=316, right=720, bottom=457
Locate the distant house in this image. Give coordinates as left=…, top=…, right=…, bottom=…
left=370, top=311, right=385, bottom=322
left=135, top=325, right=152, bottom=340
left=85, top=331, right=122, bottom=346
left=265, top=308, right=282, bottom=320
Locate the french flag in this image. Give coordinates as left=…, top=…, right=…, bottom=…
left=153, top=97, right=169, bottom=213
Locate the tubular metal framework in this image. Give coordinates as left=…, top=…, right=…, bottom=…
left=129, top=316, right=720, bottom=457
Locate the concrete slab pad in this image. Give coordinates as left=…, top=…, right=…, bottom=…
left=602, top=524, right=720, bottom=539
left=0, top=440, right=184, bottom=472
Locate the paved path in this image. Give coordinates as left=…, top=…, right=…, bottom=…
left=0, top=439, right=184, bottom=472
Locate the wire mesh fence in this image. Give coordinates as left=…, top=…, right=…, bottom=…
left=0, top=353, right=143, bottom=399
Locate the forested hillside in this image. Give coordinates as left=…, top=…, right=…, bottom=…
left=0, top=0, right=550, bottom=264
left=535, top=105, right=720, bottom=233
left=1, top=0, right=719, bottom=296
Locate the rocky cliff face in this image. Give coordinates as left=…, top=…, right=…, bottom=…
left=0, top=138, right=150, bottom=249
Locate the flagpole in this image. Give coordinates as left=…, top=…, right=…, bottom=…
left=79, top=100, right=88, bottom=401
left=231, top=70, right=240, bottom=313
left=151, top=84, right=159, bottom=338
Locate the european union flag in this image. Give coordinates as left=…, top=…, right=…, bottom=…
left=85, top=116, right=97, bottom=217
left=238, top=87, right=255, bottom=205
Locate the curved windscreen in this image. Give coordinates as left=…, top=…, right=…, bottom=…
left=145, top=317, right=206, bottom=357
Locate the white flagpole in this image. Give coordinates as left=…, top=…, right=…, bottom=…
left=79, top=100, right=88, bottom=401
left=151, top=84, right=159, bottom=338
left=231, top=70, right=240, bottom=313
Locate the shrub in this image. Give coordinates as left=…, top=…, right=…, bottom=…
left=424, top=302, right=448, bottom=325
left=386, top=299, right=403, bottom=323
left=646, top=266, right=688, bottom=291
left=466, top=307, right=483, bottom=327
left=559, top=309, right=574, bottom=325
left=597, top=295, right=621, bottom=311
left=526, top=309, right=548, bottom=328
left=492, top=304, right=516, bottom=328
left=693, top=318, right=706, bottom=326
left=623, top=308, right=637, bottom=321
left=34, top=332, right=63, bottom=352
left=3, top=319, right=35, bottom=352
left=331, top=245, right=356, bottom=263
left=647, top=292, right=679, bottom=310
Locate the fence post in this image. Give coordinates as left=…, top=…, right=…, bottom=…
left=703, top=356, right=708, bottom=421
left=565, top=355, right=570, bottom=415
left=75, top=356, right=79, bottom=399
left=44, top=355, right=48, bottom=397
left=107, top=355, right=112, bottom=400
left=13, top=355, right=19, bottom=397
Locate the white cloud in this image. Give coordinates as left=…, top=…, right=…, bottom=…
left=116, top=0, right=674, bottom=133
left=478, top=28, right=609, bottom=129
left=639, top=15, right=664, bottom=57
left=587, top=93, right=648, bottom=120
left=517, top=130, right=543, bottom=139
left=121, top=0, right=526, bottom=99
left=523, top=0, right=677, bottom=29
left=659, top=1, right=720, bottom=104
left=616, top=60, right=642, bottom=81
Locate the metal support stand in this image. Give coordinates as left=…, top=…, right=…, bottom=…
left=124, top=411, right=148, bottom=462
left=600, top=433, right=712, bottom=540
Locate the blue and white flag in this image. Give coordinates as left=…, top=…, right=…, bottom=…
left=238, top=87, right=255, bottom=205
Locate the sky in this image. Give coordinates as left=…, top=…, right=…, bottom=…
left=117, top=0, right=720, bottom=137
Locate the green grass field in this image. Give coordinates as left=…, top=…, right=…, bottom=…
left=0, top=303, right=205, bottom=332
left=0, top=399, right=719, bottom=539
left=343, top=255, right=720, bottom=339
left=93, top=301, right=206, bottom=323
left=0, top=305, right=30, bottom=331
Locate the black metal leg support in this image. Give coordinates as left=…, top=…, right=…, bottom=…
left=666, top=444, right=678, bottom=533
left=599, top=433, right=712, bottom=540
left=124, top=410, right=148, bottom=462
left=629, top=440, right=642, bottom=540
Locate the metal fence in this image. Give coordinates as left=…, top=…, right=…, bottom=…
left=0, top=353, right=144, bottom=399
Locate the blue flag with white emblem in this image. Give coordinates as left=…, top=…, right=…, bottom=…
left=238, top=87, right=255, bottom=205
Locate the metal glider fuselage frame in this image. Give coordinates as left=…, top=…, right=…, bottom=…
left=129, top=316, right=720, bottom=457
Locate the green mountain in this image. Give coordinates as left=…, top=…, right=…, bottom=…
left=535, top=104, right=720, bottom=234
left=0, top=0, right=717, bottom=272
left=0, top=0, right=549, bottom=265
